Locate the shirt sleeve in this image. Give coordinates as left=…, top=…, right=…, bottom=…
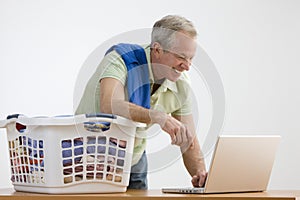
left=98, top=50, right=127, bottom=85
left=172, top=94, right=193, bottom=116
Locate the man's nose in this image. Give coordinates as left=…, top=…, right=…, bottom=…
left=180, top=60, right=191, bottom=71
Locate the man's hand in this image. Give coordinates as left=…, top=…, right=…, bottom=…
left=150, top=110, right=194, bottom=148
left=191, top=169, right=207, bottom=187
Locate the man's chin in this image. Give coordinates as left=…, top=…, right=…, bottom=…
left=167, top=76, right=181, bottom=82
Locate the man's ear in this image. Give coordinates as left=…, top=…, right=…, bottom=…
left=151, top=42, right=163, bottom=59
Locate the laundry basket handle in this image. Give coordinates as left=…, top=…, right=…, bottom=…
left=84, top=113, right=146, bottom=128
left=6, top=114, right=22, bottom=120
left=0, top=114, right=21, bottom=128
left=85, top=113, right=116, bottom=119
left=1, top=113, right=146, bottom=128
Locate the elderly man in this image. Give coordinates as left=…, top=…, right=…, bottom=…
left=76, top=15, right=207, bottom=189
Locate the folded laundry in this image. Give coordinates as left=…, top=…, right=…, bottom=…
left=61, top=138, right=122, bottom=166
left=83, top=121, right=111, bottom=132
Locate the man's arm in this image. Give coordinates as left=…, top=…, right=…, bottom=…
left=173, top=114, right=207, bottom=187
left=99, top=77, right=150, bottom=122
left=99, top=77, right=191, bottom=145
left=100, top=77, right=204, bottom=184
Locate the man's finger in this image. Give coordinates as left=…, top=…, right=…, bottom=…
left=176, top=127, right=184, bottom=145
left=168, top=129, right=176, bottom=145
left=197, top=171, right=207, bottom=187
left=191, top=175, right=200, bottom=187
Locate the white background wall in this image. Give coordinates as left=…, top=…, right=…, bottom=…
left=1, top=0, right=300, bottom=190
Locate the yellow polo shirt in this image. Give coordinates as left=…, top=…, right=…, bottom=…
left=75, top=45, right=193, bottom=165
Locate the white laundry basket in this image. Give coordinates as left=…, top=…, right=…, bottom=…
left=0, top=113, right=144, bottom=194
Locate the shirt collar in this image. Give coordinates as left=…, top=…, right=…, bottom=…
left=162, top=79, right=178, bottom=92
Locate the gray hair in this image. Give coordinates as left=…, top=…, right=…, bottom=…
left=151, top=15, right=197, bottom=50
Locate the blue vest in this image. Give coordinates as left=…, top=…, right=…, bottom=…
left=105, top=43, right=150, bottom=109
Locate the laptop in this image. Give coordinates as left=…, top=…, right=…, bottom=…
left=162, top=135, right=281, bottom=194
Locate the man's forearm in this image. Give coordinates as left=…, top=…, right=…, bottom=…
left=103, top=99, right=165, bottom=125
left=172, top=114, right=206, bottom=176
left=181, top=138, right=206, bottom=177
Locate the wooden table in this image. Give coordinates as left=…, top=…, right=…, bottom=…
left=0, top=188, right=299, bottom=200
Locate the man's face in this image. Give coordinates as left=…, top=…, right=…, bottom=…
left=158, top=32, right=197, bottom=82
